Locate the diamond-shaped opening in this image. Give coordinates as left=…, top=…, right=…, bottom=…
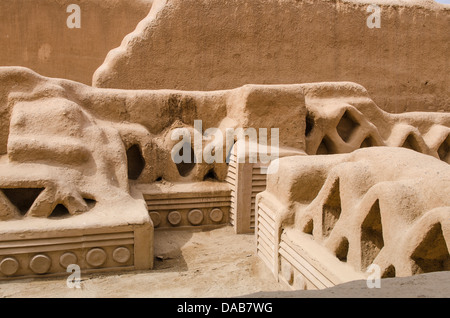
left=381, top=265, right=396, bottom=278
left=49, top=198, right=95, bottom=219
left=203, top=168, right=218, bottom=181
left=360, top=200, right=384, bottom=270
left=1, top=188, right=44, bottom=216
left=322, top=178, right=341, bottom=238
left=176, top=142, right=196, bottom=177
left=335, top=237, right=349, bottom=262
left=401, top=134, right=421, bottom=153
left=226, top=140, right=236, bottom=166
left=336, top=110, right=360, bottom=143
left=437, top=135, right=449, bottom=163
left=126, top=144, right=146, bottom=180
left=411, top=223, right=450, bottom=274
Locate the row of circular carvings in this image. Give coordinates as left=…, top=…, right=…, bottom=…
left=0, top=246, right=132, bottom=276
left=149, top=208, right=224, bottom=227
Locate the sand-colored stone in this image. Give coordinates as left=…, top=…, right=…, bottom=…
left=255, top=147, right=450, bottom=289
left=0, top=0, right=448, bottom=294
left=0, top=66, right=448, bottom=281
left=93, top=0, right=449, bottom=113
left=0, top=0, right=153, bottom=85
left=225, top=81, right=450, bottom=233
left=1, top=226, right=448, bottom=298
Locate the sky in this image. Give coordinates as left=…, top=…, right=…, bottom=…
left=435, top=0, right=450, bottom=4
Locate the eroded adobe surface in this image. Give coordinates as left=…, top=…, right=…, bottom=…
left=0, top=66, right=448, bottom=281
left=255, top=147, right=450, bottom=289
left=93, top=0, right=450, bottom=113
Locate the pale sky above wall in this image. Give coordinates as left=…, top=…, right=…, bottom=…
left=435, top=0, right=450, bottom=4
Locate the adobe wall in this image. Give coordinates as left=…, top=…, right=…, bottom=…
left=0, top=0, right=153, bottom=85
left=255, top=147, right=450, bottom=289
left=93, top=0, right=449, bottom=113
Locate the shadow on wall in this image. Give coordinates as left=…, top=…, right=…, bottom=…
left=0, top=0, right=153, bottom=85
left=153, top=230, right=192, bottom=272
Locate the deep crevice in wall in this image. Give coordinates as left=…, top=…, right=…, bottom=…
left=382, top=265, right=396, bottom=278
left=316, top=136, right=335, bottom=155
left=305, top=112, right=315, bottom=137
left=401, top=134, right=421, bottom=153
left=335, top=237, right=349, bottom=262
left=360, top=200, right=384, bottom=270
left=303, top=218, right=314, bottom=235
left=84, top=198, right=97, bottom=209
left=176, top=142, right=196, bottom=177
left=1, top=188, right=44, bottom=215
left=226, top=140, right=236, bottom=165
left=49, top=204, right=70, bottom=218
left=203, top=168, right=218, bottom=181
left=360, top=135, right=377, bottom=148
left=437, top=135, right=449, bottom=163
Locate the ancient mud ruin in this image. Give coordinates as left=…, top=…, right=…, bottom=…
left=0, top=0, right=448, bottom=292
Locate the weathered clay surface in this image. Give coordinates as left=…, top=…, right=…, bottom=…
left=256, top=147, right=450, bottom=289
left=93, top=0, right=450, bottom=113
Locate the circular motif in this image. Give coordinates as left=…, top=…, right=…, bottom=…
left=112, top=247, right=131, bottom=264
left=0, top=257, right=19, bottom=276
left=209, top=208, right=224, bottom=223
left=59, top=252, right=78, bottom=269
left=149, top=211, right=161, bottom=228
left=29, top=254, right=51, bottom=274
left=86, top=248, right=107, bottom=267
left=188, top=209, right=204, bottom=225
left=167, top=211, right=182, bottom=226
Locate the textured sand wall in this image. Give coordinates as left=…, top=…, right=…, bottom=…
left=0, top=0, right=153, bottom=85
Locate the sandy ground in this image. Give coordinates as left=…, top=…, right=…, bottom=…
left=0, top=226, right=448, bottom=298
left=249, top=271, right=450, bottom=298
left=0, top=226, right=291, bottom=298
